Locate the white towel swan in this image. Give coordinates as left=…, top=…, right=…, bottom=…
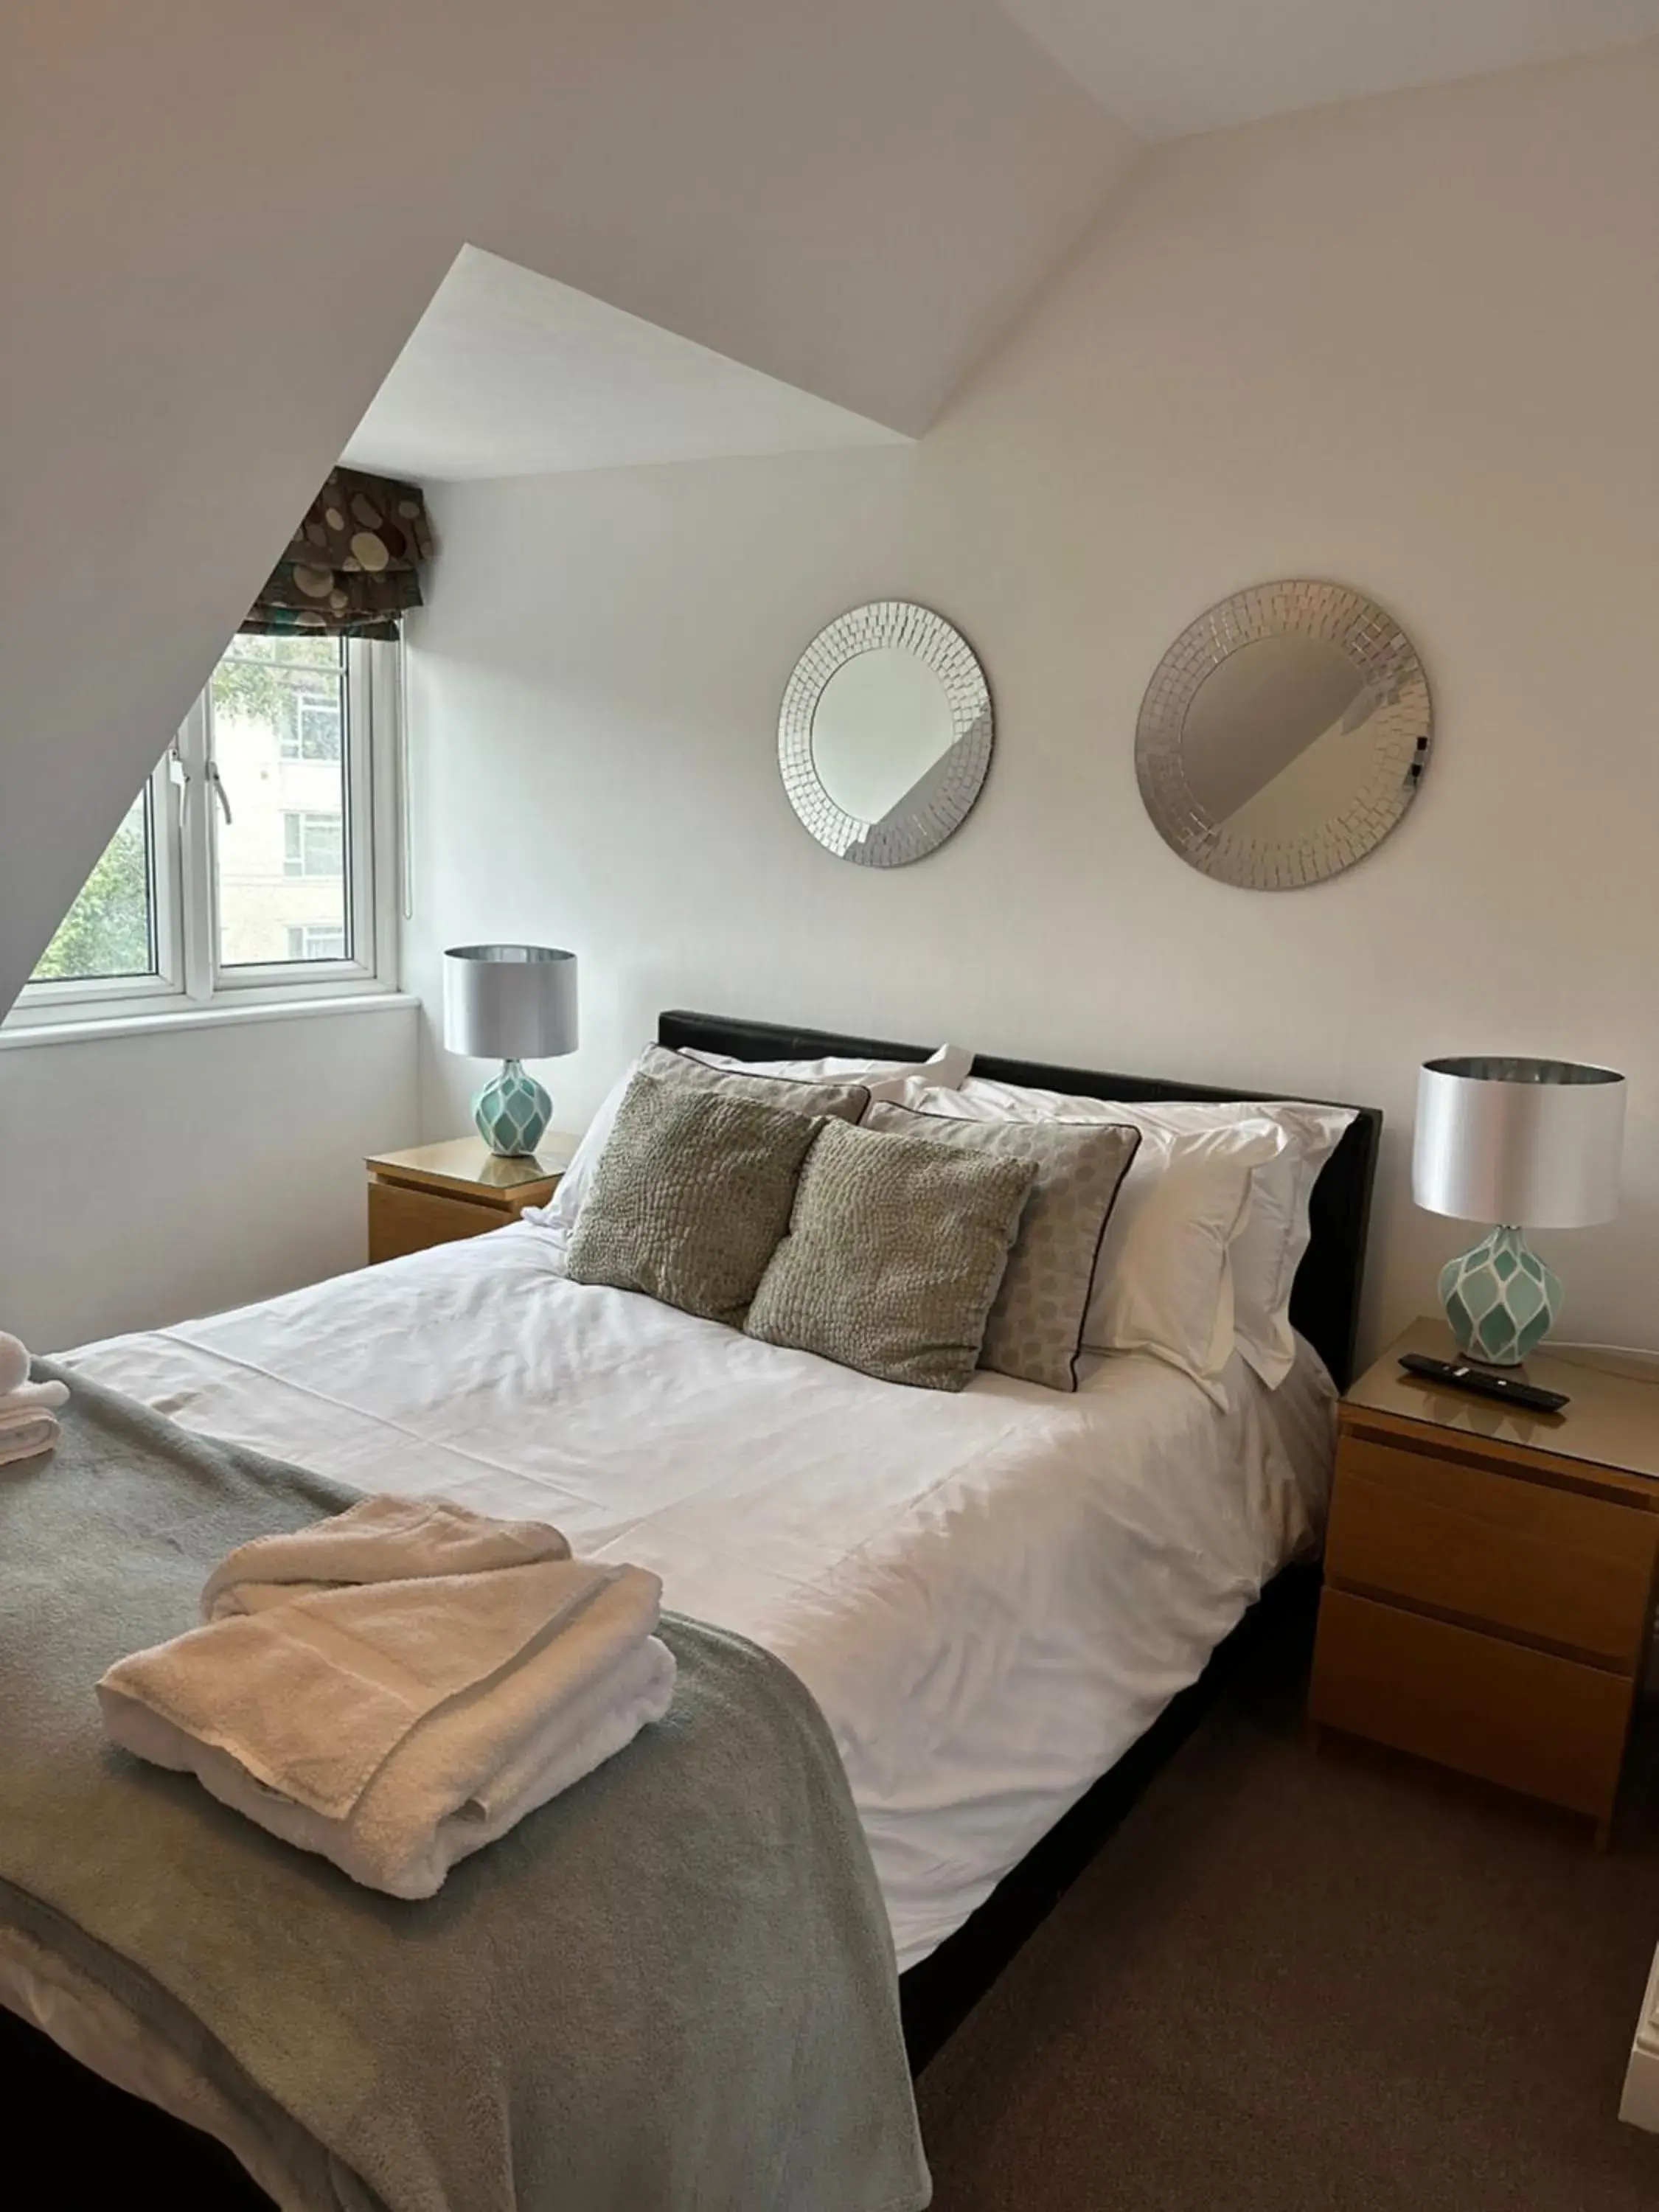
left=0, top=1334, right=66, bottom=1467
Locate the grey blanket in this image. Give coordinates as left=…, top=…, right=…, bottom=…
left=0, top=1363, right=930, bottom=2212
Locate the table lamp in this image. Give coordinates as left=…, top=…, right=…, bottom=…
left=442, top=945, right=578, bottom=1157
left=1412, top=1055, right=1625, bottom=1365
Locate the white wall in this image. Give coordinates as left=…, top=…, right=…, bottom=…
left=0, top=0, right=1133, bottom=1010
left=0, top=1006, right=417, bottom=1352
left=406, top=46, right=1659, bottom=1362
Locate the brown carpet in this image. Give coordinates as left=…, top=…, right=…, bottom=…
left=917, top=1611, right=1659, bottom=2211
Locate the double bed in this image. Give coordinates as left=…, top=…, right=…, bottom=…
left=1, top=1009, right=1381, bottom=2205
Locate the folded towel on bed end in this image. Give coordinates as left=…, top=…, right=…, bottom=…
left=0, top=1332, right=31, bottom=1397
left=0, top=1339, right=67, bottom=1467
left=105, top=1626, right=677, bottom=1898
left=201, top=1489, right=573, bottom=1619
left=0, top=1415, right=58, bottom=1470
left=0, top=1378, right=69, bottom=1416
left=99, top=1493, right=677, bottom=1898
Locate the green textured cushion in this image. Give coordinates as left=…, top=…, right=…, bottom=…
left=566, top=1074, right=821, bottom=1326
left=745, top=1119, right=1038, bottom=1392
left=636, top=1044, right=871, bottom=1124
left=862, top=1103, right=1141, bottom=1392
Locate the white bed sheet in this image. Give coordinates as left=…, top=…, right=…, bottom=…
left=63, top=1222, right=1334, bottom=1970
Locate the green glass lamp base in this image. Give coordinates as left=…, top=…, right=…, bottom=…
left=1438, top=1224, right=1561, bottom=1367
left=473, top=1059, right=552, bottom=1158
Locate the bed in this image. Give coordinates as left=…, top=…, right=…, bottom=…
left=1, top=1009, right=1381, bottom=2204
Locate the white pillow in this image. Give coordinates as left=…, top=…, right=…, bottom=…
left=529, top=1041, right=971, bottom=1239
left=683, top=1042, right=972, bottom=1094
left=957, top=1079, right=1354, bottom=1390
left=1121, top=1099, right=1354, bottom=1387
left=1085, top=1119, right=1282, bottom=1397
left=915, top=1079, right=1285, bottom=1399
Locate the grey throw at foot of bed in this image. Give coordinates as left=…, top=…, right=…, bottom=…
left=0, top=1366, right=929, bottom=2212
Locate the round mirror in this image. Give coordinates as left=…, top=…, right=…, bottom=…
left=1135, top=580, right=1432, bottom=891
left=810, top=647, right=958, bottom=823
left=779, top=602, right=992, bottom=866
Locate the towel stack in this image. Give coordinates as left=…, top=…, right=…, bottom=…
left=100, top=1494, right=677, bottom=1898
left=0, top=1332, right=67, bottom=1468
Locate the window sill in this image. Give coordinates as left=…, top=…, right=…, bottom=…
left=0, top=990, right=419, bottom=1051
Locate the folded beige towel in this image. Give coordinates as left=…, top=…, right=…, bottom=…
left=0, top=1412, right=58, bottom=1469
left=0, top=1352, right=66, bottom=1467
left=99, top=1494, right=677, bottom=1896
left=105, top=1604, right=677, bottom=1898
left=201, top=1491, right=571, bottom=1622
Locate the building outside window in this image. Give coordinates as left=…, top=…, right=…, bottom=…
left=286, top=924, right=347, bottom=961
left=279, top=689, right=344, bottom=763
left=281, top=810, right=345, bottom=883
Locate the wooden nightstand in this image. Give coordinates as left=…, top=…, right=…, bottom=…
left=1310, top=1318, right=1659, bottom=1845
left=365, top=1135, right=578, bottom=1264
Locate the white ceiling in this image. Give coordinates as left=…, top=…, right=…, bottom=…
left=341, top=10, right=1659, bottom=486
left=998, top=0, right=1659, bottom=139
left=344, top=246, right=908, bottom=484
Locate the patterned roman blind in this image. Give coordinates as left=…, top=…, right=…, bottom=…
left=243, top=467, right=434, bottom=640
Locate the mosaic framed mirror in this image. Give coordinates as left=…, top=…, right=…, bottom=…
left=1135, top=580, right=1433, bottom=891
left=778, top=602, right=992, bottom=867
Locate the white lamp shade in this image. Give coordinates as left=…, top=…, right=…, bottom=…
left=1413, top=1056, right=1624, bottom=1228
left=442, top=945, right=578, bottom=1060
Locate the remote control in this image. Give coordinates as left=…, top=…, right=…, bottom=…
left=1398, top=1351, right=1569, bottom=1413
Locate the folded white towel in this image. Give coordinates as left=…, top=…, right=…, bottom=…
left=0, top=1413, right=57, bottom=1470
left=99, top=1493, right=677, bottom=1897
left=0, top=1333, right=29, bottom=1397
left=0, top=1380, right=69, bottom=1418
left=107, top=1630, right=677, bottom=1897
left=0, top=1336, right=66, bottom=1467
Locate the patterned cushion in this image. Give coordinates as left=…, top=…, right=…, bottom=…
left=543, top=1047, right=872, bottom=1242
left=863, top=1103, right=1141, bottom=1391
left=745, top=1120, right=1037, bottom=1392
left=565, top=1074, right=821, bottom=1326
left=636, top=1044, right=872, bottom=1124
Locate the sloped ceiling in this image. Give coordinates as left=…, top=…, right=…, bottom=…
left=344, top=248, right=908, bottom=483
left=1000, top=0, right=1659, bottom=139
left=0, top=0, right=1135, bottom=1011
left=14, top=0, right=1655, bottom=1012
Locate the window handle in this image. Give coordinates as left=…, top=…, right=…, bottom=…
left=169, top=742, right=192, bottom=830
left=204, top=759, right=233, bottom=827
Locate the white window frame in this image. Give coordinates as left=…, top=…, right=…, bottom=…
left=7, top=636, right=401, bottom=1032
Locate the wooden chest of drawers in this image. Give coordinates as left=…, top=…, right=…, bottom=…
left=1310, top=1321, right=1659, bottom=1845
left=365, top=1135, right=577, bottom=1264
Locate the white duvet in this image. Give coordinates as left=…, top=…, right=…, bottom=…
left=64, top=1222, right=1332, bottom=1969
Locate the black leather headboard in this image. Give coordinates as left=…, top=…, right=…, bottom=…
left=657, top=1008, right=1381, bottom=1391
